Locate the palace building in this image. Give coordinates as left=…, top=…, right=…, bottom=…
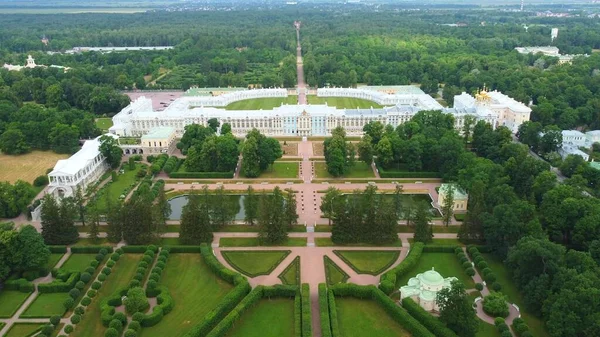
left=109, top=86, right=531, bottom=138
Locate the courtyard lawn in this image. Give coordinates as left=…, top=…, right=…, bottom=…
left=0, top=151, right=68, bottom=184
left=314, top=162, right=374, bottom=179
left=315, top=237, right=402, bottom=247
left=95, top=118, right=113, bottom=131
left=47, top=253, right=65, bottom=269
left=333, top=250, right=399, bottom=275
left=219, top=237, right=307, bottom=247
left=221, top=251, right=290, bottom=277
left=138, top=254, right=234, bottom=337
left=60, top=254, right=97, bottom=271
left=336, top=298, right=411, bottom=337
left=241, top=162, right=299, bottom=179
left=482, top=253, right=548, bottom=337
left=278, top=256, right=300, bottom=285
left=395, top=252, right=475, bottom=289
left=21, top=292, right=66, bottom=318
left=94, top=163, right=144, bottom=210
left=0, top=291, right=31, bottom=317
left=324, top=256, right=349, bottom=285
left=3, top=323, right=45, bottom=337
left=306, top=96, right=383, bottom=109
left=225, top=96, right=298, bottom=110
left=72, top=238, right=110, bottom=246
left=225, top=298, right=295, bottom=337
left=71, top=254, right=142, bottom=337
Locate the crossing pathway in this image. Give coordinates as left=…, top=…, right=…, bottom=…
left=295, top=21, right=307, bottom=105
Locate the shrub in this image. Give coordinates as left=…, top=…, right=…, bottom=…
left=70, top=314, right=81, bottom=324
left=34, top=175, right=49, bottom=186
left=133, top=273, right=144, bottom=281
left=87, top=289, right=97, bottom=298
left=128, top=321, right=141, bottom=331
left=113, top=312, right=127, bottom=324
left=85, top=267, right=95, bottom=274
left=98, top=274, right=106, bottom=281
left=483, top=293, right=509, bottom=318
left=107, top=260, right=115, bottom=268
left=104, top=328, right=119, bottom=337
left=124, top=330, right=137, bottom=337
left=462, top=261, right=472, bottom=269
left=90, top=260, right=99, bottom=268
left=75, top=281, right=86, bottom=289
left=142, top=255, right=153, bottom=264
left=482, top=268, right=492, bottom=276
left=50, top=315, right=61, bottom=325
left=465, top=267, right=475, bottom=276
left=81, top=297, right=92, bottom=306
left=521, top=332, right=533, bottom=337
left=109, top=319, right=123, bottom=332
left=136, top=267, right=146, bottom=274
left=485, top=273, right=497, bottom=283
left=144, top=249, right=155, bottom=257
left=92, top=281, right=102, bottom=290
left=64, top=325, right=73, bottom=333
left=459, top=256, right=469, bottom=264
left=477, top=261, right=488, bottom=270
left=75, top=306, right=85, bottom=315
left=115, top=248, right=124, bottom=254
left=494, top=317, right=505, bottom=326
left=130, top=280, right=141, bottom=288
left=102, top=267, right=111, bottom=276
left=69, top=288, right=81, bottom=299
left=155, top=261, right=165, bottom=269
left=497, top=323, right=509, bottom=332
left=152, top=266, right=163, bottom=275
left=132, top=312, right=145, bottom=322
left=149, top=272, right=160, bottom=282
left=95, top=253, right=104, bottom=262
left=147, top=279, right=157, bottom=290
left=475, top=283, right=484, bottom=291
left=501, top=331, right=512, bottom=337
left=492, top=282, right=502, bottom=291
left=63, top=297, right=75, bottom=310
left=138, top=261, right=149, bottom=268
left=125, top=287, right=149, bottom=314
left=379, top=242, right=424, bottom=294
left=42, top=324, right=54, bottom=335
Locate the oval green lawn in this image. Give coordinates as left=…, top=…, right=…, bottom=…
left=334, top=250, right=400, bottom=275
left=221, top=251, right=290, bottom=277
left=336, top=298, right=411, bottom=337
left=225, top=299, right=295, bottom=337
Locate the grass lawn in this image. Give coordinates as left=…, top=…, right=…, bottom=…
left=396, top=252, right=475, bottom=289
left=219, top=237, right=307, bottom=247
left=0, top=291, right=31, bottom=317
left=336, top=298, right=411, bottom=337
left=95, top=118, right=113, bottom=130
left=3, top=323, right=45, bottom=337
left=241, top=162, right=298, bottom=179
left=225, top=96, right=298, bottom=110
left=21, top=292, right=66, bottom=318
left=333, top=251, right=399, bottom=275
left=408, top=238, right=463, bottom=246
left=324, top=256, right=349, bottom=285
left=397, top=225, right=460, bottom=233
left=47, top=253, right=65, bottom=269
left=221, top=251, right=290, bottom=277
left=71, top=254, right=142, bottom=337
left=60, top=254, right=97, bottom=271
left=315, top=237, right=402, bottom=247
left=138, top=254, right=234, bottom=337
left=306, top=96, right=383, bottom=109
left=225, top=298, right=295, bottom=337
left=0, top=150, right=68, bottom=184
left=278, top=256, right=300, bottom=285
left=94, top=163, right=144, bottom=210
left=476, top=321, right=501, bottom=337
left=482, top=254, right=548, bottom=337
left=314, top=162, right=374, bottom=179
left=72, top=238, right=110, bottom=246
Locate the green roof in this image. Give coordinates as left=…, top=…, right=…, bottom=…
left=141, top=127, right=175, bottom=140
left=421, top=268, right=444, bottom=285
left=439, top=183, right=468, bottom=200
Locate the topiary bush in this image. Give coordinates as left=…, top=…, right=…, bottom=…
left=95, top=253, right=104, bottom=262
left=42, top=324, right=54, bottom=335
left=104, top=328, right=119, bottom=337
left=63, top=297, right=75, bottom=310
left=64, top=325, right=73, bottom=333
left=110, top=253, right=120, bottom=261
left=133, top=273, right=144, bottom=281
left=107, top=260, right=115, bottom=268
left=482, top=268, right=492, bottom=276
left=98, top=274, right=106, bottom=282
left=129, top=280, right=141, bottom=288
left=485, top=273, right=497, bottom=283
left=477, top=261, right=488, bottom=270
left=91, top=281, right=102, bottom=290
left=85, top=267, right=95, bottom=274
left=113, top=311, right=127, bottom=325
left=80, top=272, right=92, bottom=283
left=75, top=281, right=86, bottom=290
left=124, top=329, right=137, bottom=337
left=81, top=297, right=92, bottom=306
left=142, top=255, right=152, bottom=264
left=87, top=289, right=97, bottom=298
left=69, top=288, right=81, bottom=299
left=70, top=314, right=81, bottom=324
left=465, top=267, right=475, bottom=276
left=128, top=321, right=141, bottom=332
left=483, top=293, right=509, bottom=318
left=462, top=261, right=472, bottom=269
left=132, top=312, right=145, bottom=322
left=74, top=306, right=85, bottom=315
left=501, top=331, right=512, bottom=337
left=492, top=282, right=502, bottom=291
left=102, top=267, right=111, bottom=276
left=109, top=319, right=123, bottom=332
left=90, top=260, right=99, bottom=268
left=155, top=261, right=165, bottom=269
left=125, top=287, right=149, bottom=314
left=475, top=283, right=484, bottom=291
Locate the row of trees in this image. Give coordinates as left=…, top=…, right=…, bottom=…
left=324, top=127, right=355, bottom=177
left=0, top=223, right=50, bottom=282
left=240, top=129, right=282, bottom=178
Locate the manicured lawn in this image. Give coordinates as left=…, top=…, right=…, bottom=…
left=306, top=96, right=383, bottom=109
left=482, top=253, right=548, bottom=337
left=221, top=251, right=290, bottom=277
left=408, top=238, right=463, bottom=246
left=315, top=237, right=402, bottom=247
left=60, top=254, right=97, bottom=271
left=324, top=256, right=349, bottom=285
left=160, top=224, right=305, bottom=233
left=333, top=250, right=399, bottom=275
left=336, top=298, right=411, bottom=337
left=314, top=162, right=374, bottom=179
left=225, top=298, right=295, bottom=337
left=95, top=118, right=113, bottom=130
left=241, top=162, right=298, bottom=179
left=47, top=253, right=65, bottom=269
left=21, top=292, right=66, bottom=318
left=138, top=254, right=234, bottom=337
left=3, top=323, right=45, bottom=337
left=72, top=238, right=110, bottom=246
left=225, top=96, right=298, bottom=110
left=219, top=237, right=307, bottom=247
left=476, top=321, right=501, bottom=337
left=395, top=252, right=475, bottom=289
left=70, top=254, right=142, bottom=337
left=0, top=150, right=68, bottom=184
left=278, top=256, right=300, bottom=285
left=397, top=225, right=460, bottom=233
left=94, top=163, right=144, bottom=210
left=0, top=291, right=31, bottom=317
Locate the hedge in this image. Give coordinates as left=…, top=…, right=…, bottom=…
left=331, top=284, right=435, bottom=337
left=318, top=284, right=333, bottom=337
left=121, top=246, right=148, bottom=253
left=301, top=283, right=312, bottom=337
left=48, top=246, right=68, bottom=253
left=402, top=298, right=458, bottom=337
left=165, top=246, right=202, bottom=253
left=140, top=286, right=174, bottom=327
left=466, top=246, right=502, bottom=292
left=377, top=165, right=440, bottom=178
left=4, top=278, right=34, bottom=292
left=71, top=246, right=114, bottom=254
left=422, top=245, right=461, bottom=253
left=38, top=272, right=80, bottom=293
left=327, top=290, right=340, bottom=337
left=199, top=244, right=243, bottom=285
left=379, top=242, right=424, bottom=294
left=168, top=171, right=234, bottom=179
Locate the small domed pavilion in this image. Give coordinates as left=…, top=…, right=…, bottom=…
left=399, top=268, right=457, bottom=312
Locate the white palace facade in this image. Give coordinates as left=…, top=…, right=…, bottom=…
left=109, top=86, right=531, bottom=138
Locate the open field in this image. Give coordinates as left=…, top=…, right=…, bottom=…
left=241, top=162, right=299, bottom=179
left=396, top=252, right=475, bottom=289
left=95, top=118, right=113, bottom=131
left=221, top=251, right=290, bottom=277
left=314, top=162, right=374, bottom=179
left=138, top=254, right=233, bottom=337
left=482, top=253, right=548, bottom=337
left=0, top=291, right=31, bottom=317
left=334, top=250, right=399, bottom=275
left=336, top=298, right=411, bottom=337
left=60, top=254, right=97, bottom=271
left=225, top=298, right=295, bottom=337
left=307, top=96, right=384, bottom=109
left=21, top=292, right=66, bottom=318
left=219, top=237, right=307, bottom=247
left=0, top=151, right=68, bottom=184
left=324, top=256, right=349, bottom=285
left=225, top=96, right=298, bottom=110
left=3, top=323, right=44, bottom=337
left=71, top=254, right=142, bottom=337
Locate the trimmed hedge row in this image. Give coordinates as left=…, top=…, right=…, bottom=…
left=4, top=278, right=34, bottom=292
left=301, top=283, right=312, bottom=337
left=331, top=284, right=435, bottom=337
left=163, top=156, right=180, bottom=174
left=401, top=298, right=458, bottom=337
left=199, top=244, right=244, bottom=285
left=165, top=246, right=202, bottom=253
left=38, top=272, right=80, bottom=293
left=150, top=154, right=169, bottom=174
left=71, top=246, right=114, bottom=254
left=467, top=246, right=502, bottom=291
left=121, top=246, right=147, bottom=253
left=168, top=171, right=234, bottom=179
left=48, top=246, right=68, bottom=253
left=377, top=165, right=440, bottom=178
left=327, top=289, right=340, bottom=337
left=318, top=284, right=332, bottom=337
left=512, top=317, right=532, bottom=337
left=222, top=250, right=291, bottom=278
left=295, top=291, right=302, bottom=337
left=379, top=242, right=424, bottom=294
left=140, top=286, right=174, bottom=327
left=422, top=245, right=461, bottom=253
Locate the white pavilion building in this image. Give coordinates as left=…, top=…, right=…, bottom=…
left=400, top=268, right=457, bottom=312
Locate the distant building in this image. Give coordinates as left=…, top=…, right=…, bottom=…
left=514, top=46, right=589, bottom=65
left=141, top=127, right=177, bottom=155
left=67, top=46, right=173, bottom=54
left=400, top=268, right=458, bottom=312
left=551, top=28, right=559, bottom=41
left=562, top=130, right=588, bottom=148
left=438, top=183, right=468, bottom=212
left=2, top=55, right=70, bottom=72
left=559, top=145, right=590, bottom=161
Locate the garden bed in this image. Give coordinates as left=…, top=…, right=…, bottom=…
left=324, top=256, right=349, bottom=285
left=221, top=251, right=290, bottom=277
left=333, top=250, right=399, bottom=275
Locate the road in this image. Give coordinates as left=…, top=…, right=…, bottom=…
left=295, top=21, right=307, bottom=105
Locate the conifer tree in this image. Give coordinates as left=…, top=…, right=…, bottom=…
left=154, top=187, right=171, bottom=234
left=122, top=193, right=157, bottom=244
left=442, top=184, right=455, bottom=227
left=258, top=187, right=288, bottom=244
left=393, top=184, right=404, bottom=220
left=41, top=194, right=78, bottom=245
left=105, top=194, right=123, bottom=243
left=73, top=186, right=86, bottom=226
left=211, top=185, right=235, bottom=229
left=320, top=187, right=342, bottom=226
left=459, top=180, right=486, bottom=243
left=413, top=202, right=433, bottom=244
left=180, top=188, right=213, bottom=244
left=283, top=188, right=298, bottom=228
left=87, top=204, right=100, bottom=243
left=244, top=186, right=258, bottom=225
